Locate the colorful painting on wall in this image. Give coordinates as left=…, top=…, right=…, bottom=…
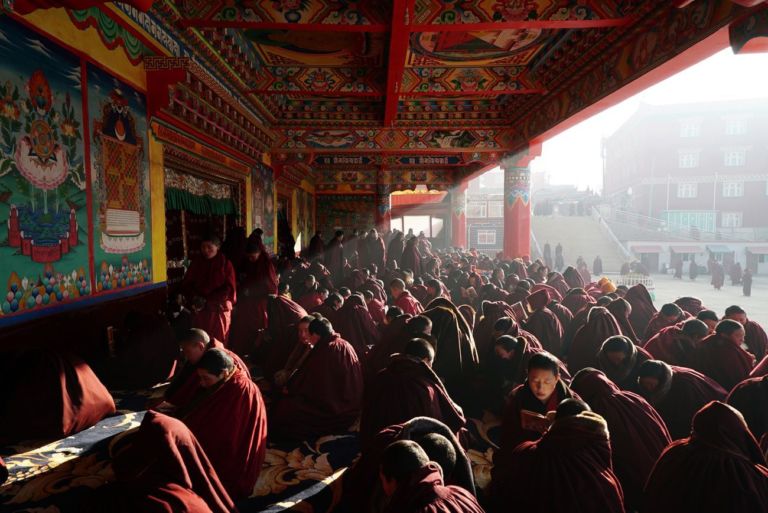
left=252, top=162, right=275, bottom=251
left=316, top=194, right=375, bottom=238
left=0, top=16, right=90, bottom=317
left=294, top=187, right=314, bottom=250
left=88, top=64, right=152, bottom=293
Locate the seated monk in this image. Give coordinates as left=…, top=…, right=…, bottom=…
left=333, top=293, right=381, bottom=360
left=597, top=335, right=653, bottom=392
left=724, top=305, right=768, bottom=362
left=674, top=296, right=705, bottom=316
left=696, top=309, right=719, bottom=333
left=637, top=360, right=727, bottom=440
left=492, top=316, right=542, bottom=350
left=490, top=399, right=625, bottom=513
left=390, top=278, right=424, bottom=316
left=295, top=274, right=324, bottom=312
left=727, top=375, right=768, bottom=444
left=366, top=314, right=432, bottom=380
left=624, top=283, right=657, bottom=336
left=522, top=289, right=565, bottom=357
left=571, top=368, right=671, bottom=509
left=363, top=289, right=387, bottom=325
left=499, top=352, right=578, bottom=449
left=606, top=297, right=639, bottom=344
left=560, top=287, right=595, bottom=316
left=270, top=317, right=363, bottom=440
left=258, top=294, right=308, bottom=377
left=642, top=303, right=686, bottom=344
left=87, top=410, right=234, bottom=513
left=644, top=319, right=709, bottom=368
left=473, top=301, right=517, bottom=364
left=567, top=306, right=622, bottom=374
left=643, top=401, right=768, bottom=513
left=0, top=348, right=115, bottom=445
left=695, top=319, right=754, bottom=391
left=177, top=348, right=267, bottom=499
left=273, top=315, right=315, bottom=388
left=360, top=338, right=466, bottom=451
left=162, top=329, right=250, bottom=410
left=343, top=417, right=476, bottom=512
left=378, top=440, right=484, bottom=513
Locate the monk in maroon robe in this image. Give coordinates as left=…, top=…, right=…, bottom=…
left=500, top=352, right=578, bottom=449
left=724, top=305, right=768, bottom=362
left=695, top=320, right=754, bottom=391
left=366, top=314, right=431, bottom=379
left=523, top=289, right=564, bottom=357
left=674, top=296, right=705, bottom=316
left=305, top=230, right=325, bottom=261
left=560, top=287, right=595, bottom=316
left=728, top=375, right=768, bottom=443
left=270, top=317, right=363, bottom=439
left=367, top=229, right=386, bottom=272
left=334, top=293, right=381, bottom=360
left=597, top=335, right=653, bottom=392
left=606, top=298, right=639, bottom=344
left=563, top=266, right=585, bottom=289
left=571, top=368, right=671, bottom=508
left=360, top=339, right=466, bottom=450
left=568, top=306, right=622, bottom=374
left=545, top=271, right=570, bottom=297
left=296, top=275, right=324, bottom=312
left=88, top=410, right=234, bottom=513
left=391, top=278, right=425, bottom=315
left=637, top=360, right=727, bottom=439
left=379, top=441, right=484, bottom=513
left=624, top=283, right=657, bottom=337
left=0, top=348, right=115, bottom=445
left=642, top=303, right=687, bottom=344
left=325, top=230, right=345, bottom=283
left=258, top=295, right=308, bottom=377
left=753, top=355, right=768, bottom=378
left=401, top=237, right=423, bottom=279
left=181, top=235, right=237, bottom=343
left=472, top=301, right=516, bottom=364
left=491, top=400, right=625, bottom=513
left=643, top=401, right=768, bottom=513
left=644, top=319, right=708, bottom=369
left=492, top=336, right=569, bottom=400
left=547, top=300, right=573, bottom=333
left=363, top=289, right=387, bottom=325
left=177, top=348, right=267, bottom=499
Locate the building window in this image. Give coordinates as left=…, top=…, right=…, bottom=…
left=722, top=181, right=744, bottom=198
left=678, top=150, right=700, bottom=168
left=467, top=202, right=487, bottom=218
left=759, top=255, right=767, bottom=264
left=725, top=119, right=747, bottom=136
left=680, top=120, right=701, bottom=138
left=721, top=212, right=743, bottom=228
left=477, top=230, right=496, bottom=245
left=677, top=183, right=698, bottom=198
left=724, top=149, right=746, bottom=167
left=488, top=201, right=504, bottom=218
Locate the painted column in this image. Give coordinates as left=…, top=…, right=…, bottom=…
left=375, top=168, right=391, bottom=232
left=503, top=144, right=541, bottom=259
left=450, top=181, right=468, bottom=249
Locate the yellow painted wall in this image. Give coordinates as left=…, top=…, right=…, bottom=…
left=148, top=134, right=167, bottom=282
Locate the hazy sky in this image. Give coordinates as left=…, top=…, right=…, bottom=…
left=529, top=48, right=768, bottom=192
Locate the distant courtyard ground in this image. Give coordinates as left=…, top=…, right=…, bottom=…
left=643, top=273, right=768, bottom=328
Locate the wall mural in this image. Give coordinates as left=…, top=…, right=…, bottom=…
left=89, top=64, right=152, bottom=293
left=316, top=194, right=375, bottom=238
left=294, top=187, right=314, bottom=249
left=251, top=162, right=275, bottom=251
left=0, top=16, right=90, bottom=317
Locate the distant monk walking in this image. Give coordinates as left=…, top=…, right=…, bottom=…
left=555, top=243, right=564, bottom=271
left=543, top=243, right=553, bottom=270
left=711, top=261, right=725, bottom=291
left=593, top=255, right=603, bottom=276
left=689, top=257, right=698, bottom=281
left=673, top=258, right=683, bottom=279
left=743, top=268, right=753, bottom=297
left=730, top=262, right=743, bottom=286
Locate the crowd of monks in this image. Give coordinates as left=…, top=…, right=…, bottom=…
left=2, top=226, right=768, bottom=513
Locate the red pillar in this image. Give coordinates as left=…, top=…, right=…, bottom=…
left=503, top=144, right=541, bottom=259
left=451, top=181, right=467, bottom=249
left=375, top=183, right=391, bottom=232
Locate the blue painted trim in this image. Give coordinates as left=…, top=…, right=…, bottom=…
left=0, top=282, right=166, bottom=328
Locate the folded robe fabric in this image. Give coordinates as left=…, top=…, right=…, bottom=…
left=607, top=298, right=640, bottom=345
left=490, top=410, right=625, bottom=513
left=745, top=320, right=768, bottom=362
left=382, top=463, right=484, bottom=513
left=643, top=325, right=700, bottom=369
left=180, top=367, right=268, bottom=499
left=727, top=375, right=768, bottom=442
left=624, top=284, right=657, bottom=338
left=643, top=401, right=768, bottom=513
left=597, top=337, right=653, bottom=392
left=0, top=348, right=115, bottom=445
left=571, top=369, right=671, bottom=508
left=333, top=294, right=380, bottom=360
left=694, top=332, right=754, bottom=391
left=473, top=301, right=517, bottom=365
left=260, top=295, right=308, bottom=376
left=568, top=307, right=622, bottom=374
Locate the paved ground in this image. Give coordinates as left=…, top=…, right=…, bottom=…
left=649, top=273, right=768, bottom=327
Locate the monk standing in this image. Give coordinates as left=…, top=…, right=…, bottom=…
left=325, top=230, right=345, bottom=283
left=181, top=234, right=237, bottom=343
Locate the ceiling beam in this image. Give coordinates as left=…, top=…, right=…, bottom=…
left=178, top=20, right=390, bottom=31
left=408, top=17, right=634, bottom=32
left=383, top=0, right=412, bottom=127
left=400, top=88, right=545, bottom=97
left=247, top=90, right=383, bottom=97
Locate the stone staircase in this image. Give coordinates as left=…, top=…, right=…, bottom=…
left=532, top=215, right=628, bottom=273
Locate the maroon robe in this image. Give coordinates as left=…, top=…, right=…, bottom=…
left=728, top=375, right=768, bottom=442
left=642, top=312, right=686, bottom=344
left=607, top=298, right=639, bottom=344
left=334, top=295, right=381, bottom=360
left=695, top=332, right=754, bottom=391
left=491, top=411, right=625, bottom=513
left=228, top=253, right=278, bottom=356
left=644, top=325, right=700, bottom=368
left=367, top=235, right=386, bottom=271
left=473, top=301, right=517, bottom=364
left=745, top=320, right=768, bottom=362
left=643, top=401, right=768, bottom=513
left=0, top=349, right=116, bottom=445
left=491, top=337, right=570, bottom=396
left=638, top=363, right=727, bottom=440
left=365, top=314, right=415, bottom=380
left=306, top=233, right=324, bottom=260
left=383, top=464, right=484, bottom=513
left=563, top=266, right=586, bottom=289
left=624, top=284, right=657, bottom=338
left=560, top=288, right=595, bottom=316
left=571, top=369, right=671, bottom=507
left=752, top=354, right=768, bottom=378
left=568, top=307, right=622, bottom=374
left=367, top=298, right=387, bottom=325
left=325, top=236, right=345, bottom=282
left=547, top=300, right=573, bottom=333
left=180, top=367, right=267, bottom=499
left=546, top=272, right=571, bottom=298
left=261, top=296, right=308, bottom=377
left=270, top=333, right=363, bottom=439
left=395, top=290, right=425, bottom=316
left=401, top=239, right=423, bottom=278
left=181, top=252, right=237, bottom=343
left=89, top=410, right=234, bottom=513
left=523, top=307, right=564, bottom=357
left=296, top=290, right=324, bottom=311
left=500, top=380, right=577, bottom=449
left=597, top=340, right=653, bottom=392
left=360, top=355, right=466, bottom=450
left=674, top=296, right=705, bottom=316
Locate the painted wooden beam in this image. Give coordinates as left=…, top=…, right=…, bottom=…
left=383, top=0, right=412, bottom=127
left=408, top=17, right=634, bottom=32
left=178, top=20, right=389, bottom=32
left=247, top=90, right=384, bottom=97
left=400, top=88, right=545, bottom=97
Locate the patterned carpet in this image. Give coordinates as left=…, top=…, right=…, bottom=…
left=0, top=389, right=500, bottom=513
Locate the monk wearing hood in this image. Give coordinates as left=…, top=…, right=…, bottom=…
left=624, top=283, right=656, bottom=337
left=571, top=368, right=671, bottom=508
left=674, top=296, right=705, bottom=316
left=401, top=237, right=423, bottom=279
left=724, top=305, right=768, bottom=362
left=492, top=335, right=569, bottom=403
left=305, top=230, right=325, bottom=261
left=637, top=360, right=727, bottom=439
left=522, top=289, right=564, bottom=357
left=606, top=298, right=639, bottom=345
left=597, top=335, right=653, bottom=392
left=560, top=287, right=595, bottom=316
left=644, top=319, right=708, bottom=369
left=325, top=230, right=345, bottom=283
left=391, top=278, right=424, bottom=316
left=695, top=319, right=754, bottom=391
left=360, top=338, right=466, bottom=451
left=333, top=293, right=380, bottom=360
left=728, top=374, right=768, bottom=444
left=642, top=303, right=687, bottom=343
left=643, top=401, right=768, bottom=513
left=473, top=301, right=517, bottom=364
left=270, top=316, right=363, bottom=439
left=491, top=399, right=625, bottom=513
left=258, top=295, right=308, bottom=377
left=567, top=306, right=622, bottom=373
